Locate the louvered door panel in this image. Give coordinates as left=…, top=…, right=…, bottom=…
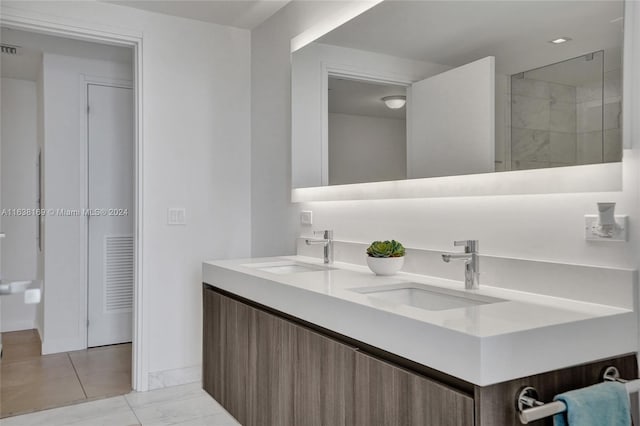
left=104, top=235, right=134, bottom=312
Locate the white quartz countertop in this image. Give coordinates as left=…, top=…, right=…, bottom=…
left=202, top=256, right=637, bottom=386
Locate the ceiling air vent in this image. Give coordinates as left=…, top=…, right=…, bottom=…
left=1, top=45, right=19, bottom=55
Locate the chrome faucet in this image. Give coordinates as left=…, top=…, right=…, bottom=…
left=305, top=230, right=334, bottom=264
left=441, top=240, right=479, bottom=290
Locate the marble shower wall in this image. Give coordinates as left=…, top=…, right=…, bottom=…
left=510, top=78, right=578, bottom=170
left=509, top=66, right=622, bottom=171
left=576, top=69, right=623, bottom=164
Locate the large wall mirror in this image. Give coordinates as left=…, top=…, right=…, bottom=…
left=291, top=1, right=624, bottom=188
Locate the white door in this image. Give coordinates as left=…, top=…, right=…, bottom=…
left=407, top=56, right=495, bottom=179
left=87, top=84, right=134, bottom=347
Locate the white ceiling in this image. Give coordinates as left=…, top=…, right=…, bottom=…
left=105, top=0, right=290, bottom=29
left=318, top=1, right=624, bottom=76
left=328, top=77, right=406, bottom=120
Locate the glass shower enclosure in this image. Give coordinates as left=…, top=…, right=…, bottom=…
left=509, top=50, right=622, bottom=170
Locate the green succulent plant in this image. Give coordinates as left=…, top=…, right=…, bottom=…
left=366, top=240, right=405, bottom=258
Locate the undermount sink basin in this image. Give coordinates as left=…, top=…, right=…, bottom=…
left=244, top=261, right=334, bottom=274
left=352, top=283, right=505, bottom=311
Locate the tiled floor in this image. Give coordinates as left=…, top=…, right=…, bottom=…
left=0, top=383, right=240, bottom=426
left=0, top=330, right=132, bottom=418
left=0, top=330, right=42, bottom=363
left=68, top=345, right=132, bottom=399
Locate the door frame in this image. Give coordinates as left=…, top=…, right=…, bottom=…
left=80, top=78, right=134, bottom=349
left=0, top=8, right=148, bottom=391
left=321, top=63, right=412, bottom=185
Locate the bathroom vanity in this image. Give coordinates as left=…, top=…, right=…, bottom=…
left=202, top=257, right=638, bottom=426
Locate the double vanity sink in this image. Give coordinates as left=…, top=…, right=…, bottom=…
left=246, top=259, right=503, bottom=312
left=203, top=256, right=636, bottom=386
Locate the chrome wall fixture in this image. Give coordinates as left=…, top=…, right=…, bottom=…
left=516, top=366, right=640, bottom=424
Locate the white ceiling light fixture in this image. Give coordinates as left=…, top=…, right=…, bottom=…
left=549, top=37, right=572, bottom=44
left=382, top=95, right=406, bottom=109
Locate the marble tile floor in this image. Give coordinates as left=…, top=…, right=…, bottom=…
left=1, top=330, right=132, bottom=419
left=0, top=382, right=240, bottom=426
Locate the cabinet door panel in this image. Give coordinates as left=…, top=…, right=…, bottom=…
left=203, top=290, right=250, bottom=424
left=294, top=327, right=355, bottom=426
left=223, top=297, right=251, bottom=424
left=202, top=289, right=224, bottom=403
left=355, top=352, right=474, bottom=426
left=252, top=309, right=296, bottom=426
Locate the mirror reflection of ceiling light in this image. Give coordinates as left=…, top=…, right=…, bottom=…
left=382, top=95, right=406, bottom=109
left=549, top=37, right=572, bottom=44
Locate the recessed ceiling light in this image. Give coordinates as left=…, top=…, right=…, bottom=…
left=549, top=37, right=572, bottom=44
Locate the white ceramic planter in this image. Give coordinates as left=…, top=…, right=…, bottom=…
left=366, top=256, right=405, bottom=276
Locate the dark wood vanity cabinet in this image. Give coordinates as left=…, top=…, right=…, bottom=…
left=250, top=306, right=357, bottom=425
left=293, top=325, right=356, bottom=425
left=203, top=285, right=637, bottom=426
left=355, top=352, right=473, bottom=426
left=204, top=288, right=358, bottom=425
left=204, top=288, right=298, bottom=425
left=204, top=286, right=472, bottom=426
left=203, top=286, right=253, bottom=424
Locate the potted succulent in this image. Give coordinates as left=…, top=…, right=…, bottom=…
left=366, top=240, right=405, bottom=276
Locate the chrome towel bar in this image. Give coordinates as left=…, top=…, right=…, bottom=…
left=516, top=366, right=640, bottom=424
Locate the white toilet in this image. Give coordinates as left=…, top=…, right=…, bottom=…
left=0, top=233, right=41, bottom=357
left=0, top=280, right=41, bottom=358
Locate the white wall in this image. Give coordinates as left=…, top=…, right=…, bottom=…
left=292, top=41, right=449, bottom=188
left=328, top=113, right=406, bottom=185
left=252, top=1, right=351, bottom=257
left=0, top=77, right=39, bottom=332
left=40, top=52, right=133, bottom=354
left=2, top=1, right=252, bottom=388
left=253, top=2, right=639, bottom=268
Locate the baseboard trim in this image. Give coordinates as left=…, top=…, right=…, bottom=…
left=148, top=365, right=201, bottom=390
left=0, top=321, right=37, bottom=333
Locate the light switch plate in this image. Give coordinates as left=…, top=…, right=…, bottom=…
left=300, top=210, right=313, bottom=226
left=584, top=215, right=627, bottom=241
left=168, top=208, right=186, bottom=225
